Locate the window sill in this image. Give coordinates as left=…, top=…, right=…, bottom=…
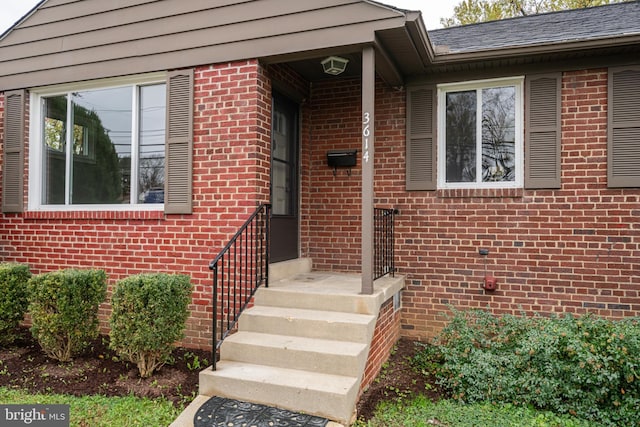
left=23, top=210, right=165, bottom=221
left=437, top=188, right=524, bottom=199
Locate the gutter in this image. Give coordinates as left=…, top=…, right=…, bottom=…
left=403, top=11, right=436, bottom=69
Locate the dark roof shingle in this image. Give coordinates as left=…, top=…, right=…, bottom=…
left=428, top=1, right=640, bottom=54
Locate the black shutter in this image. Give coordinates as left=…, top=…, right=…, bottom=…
left=165, top=69, right=194, bottom=214
left=608, top=67, right=640, bottom=188
left=525, top=73, right=561, bottom=189
left=2, top=90, right=26, bottom=213
left=406, top=85, right=436, bottom=191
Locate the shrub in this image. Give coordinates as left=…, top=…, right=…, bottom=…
left=28, top=269, right=107, bottom=362
left=109, top=273, right=192, bottom=378
left=425, top=308, right=640, bottom=427
left=0, top=263, right=31, bottom=345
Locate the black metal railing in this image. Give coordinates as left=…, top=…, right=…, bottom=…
left=374, top=208, right=398, bottom=280
left=208, top=203, right=271, bottom=369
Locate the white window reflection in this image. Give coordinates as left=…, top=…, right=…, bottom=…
left=439, top=78, right=523, bottom=189
left=39, top=81, right=166, bottom=206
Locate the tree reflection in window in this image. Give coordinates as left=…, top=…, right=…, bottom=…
left=38, top=80, right=166, bottom=207
left=446, top=90, right=476, bottom=182
left=41, top=91, right=125, bottom=205
left=444, top=85, right=516, bottom=184
left=44, top=117, right=65, bottom=151
left=482, top=87, right=515, bottom=182
left=44, top=101, right=90, bottom=156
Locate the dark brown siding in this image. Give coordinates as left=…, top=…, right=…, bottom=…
left=525, top=73, right=562, bottom=189
left=2, top=90, right=26, bottom=213
left=406, top=85, right=436, bottom=191
left=164, top=69, right=194, bottom=214
left=0, top=0, right=406, bottom=90
left=608, top=66, right=640, bottom=188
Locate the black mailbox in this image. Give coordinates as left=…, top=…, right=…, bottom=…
left=327, top=150, right=357, bottom=167
left=327, top=150, right=357, bottom=175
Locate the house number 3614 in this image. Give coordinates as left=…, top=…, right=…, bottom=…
left=363, top=112, right=370, bottom=163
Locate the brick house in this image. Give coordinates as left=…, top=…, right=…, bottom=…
left=1, top=0, right=639, bottom=423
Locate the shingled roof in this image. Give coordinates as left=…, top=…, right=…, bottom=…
left=428, top=0, right=640, bottom=54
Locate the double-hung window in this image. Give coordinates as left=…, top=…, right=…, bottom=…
left=438, top=77, right=524, bottom=189
left=30, top=74, right=166, bottom=209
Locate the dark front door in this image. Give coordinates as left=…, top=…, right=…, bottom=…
left=270, top=94, right=299, bottom=263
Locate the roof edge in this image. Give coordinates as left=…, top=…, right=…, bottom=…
left=430, top=33, right=640, bottom=64
left=429, top=0, right=638, bottom=35
left=403, top=11, right=435, bottom=70
left=363, top=0, right=414, bottom=14
left=0, top=0, right=48, bottom=42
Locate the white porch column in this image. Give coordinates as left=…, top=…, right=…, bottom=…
left=361, top=46, right=375, bottom=295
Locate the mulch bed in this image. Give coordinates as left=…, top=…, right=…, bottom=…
left=356, top=337, right=443, bottom=420
left=0, top=327, right=208, bottom=406
left=1, top=329, right=441, bottom=421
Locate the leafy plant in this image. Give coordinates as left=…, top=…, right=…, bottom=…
left=0, top=263, right=31, bottom=345
left=183, top=351, right=208, bottom=371
left=109, top=273, right=191, bottom=378
left=28, top=269, right=107, bottom=362
left=425, top=308, right=640, bottom=426
left=0, top=360, right=9, bottom=376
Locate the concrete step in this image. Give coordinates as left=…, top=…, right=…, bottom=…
left=255, top=285, right=379, bottom=315
left=181, top=271, right=407, bottom=426
left=220, top=331, right=368, bottom=377
left=239, top=305, right=376, bottom=343
left=258, top=273, right=406, bottom=315
left=268, top=258, right=312, bottom=282
left=199, top=361, right=358, bottom=425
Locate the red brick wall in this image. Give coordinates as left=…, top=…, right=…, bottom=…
left=0, top=60, right=271, bottom=348
left=360, top=296, right=401, bottom=397
left=306, top=68, right=639, bottom=340
left=2, top=64, right=638, bottom=348
left=305, top=79, right=403, bottom=271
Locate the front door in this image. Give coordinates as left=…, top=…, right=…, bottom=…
left=270, top=94, right=299, bottom=263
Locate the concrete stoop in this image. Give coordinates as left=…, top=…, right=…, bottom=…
left=172, top=260, right=405, bottom=426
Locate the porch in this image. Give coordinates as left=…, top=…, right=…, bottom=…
left=171, top=260, right=405, bottom=426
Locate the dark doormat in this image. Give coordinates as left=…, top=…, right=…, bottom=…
left=193, top=396, right=330, bottom=427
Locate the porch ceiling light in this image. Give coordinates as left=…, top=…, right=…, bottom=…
left=321, top=56, right=349, bottom=76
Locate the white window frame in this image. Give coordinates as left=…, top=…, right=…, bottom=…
left=437, top=76, right=524, bottom=189
left=28, top=73, right=166, bottom=211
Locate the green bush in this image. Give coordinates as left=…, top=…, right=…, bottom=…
left=0, top=263, right=31, bottom=345
left=109, top=273, right=192, bottom=378
left=424, top=308, right=640, bottom=427
left=28, top=269, right=107, bottom=362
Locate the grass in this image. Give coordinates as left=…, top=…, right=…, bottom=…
left=0, top=387, right=182, bottom=427
left=357, top=395, right=602, bottom=427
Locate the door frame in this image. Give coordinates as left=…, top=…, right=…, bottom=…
left=269, top=91, right=301, bottom=263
